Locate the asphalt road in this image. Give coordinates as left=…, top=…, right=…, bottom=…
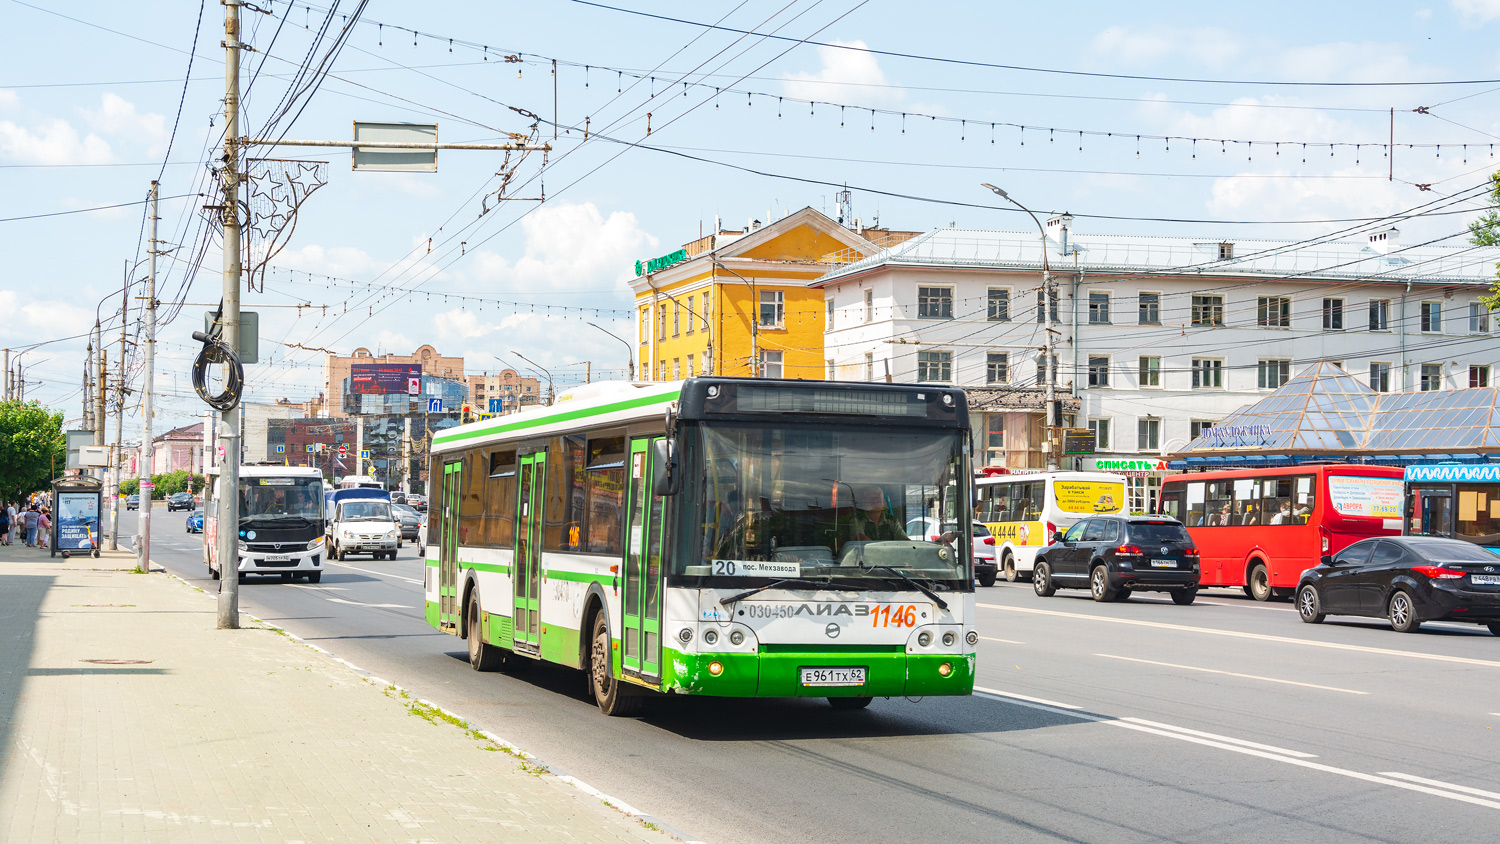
left=123, top=508, right=1500, bottom=844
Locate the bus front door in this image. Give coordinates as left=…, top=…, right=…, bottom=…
left=622, top=437, right=663, bottom=680
left=514, top=451, right=546, bottom=652
left=439, top=461, right=462, bottom=631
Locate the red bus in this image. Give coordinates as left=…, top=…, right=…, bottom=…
left=1158, top=465, right=1403, bottom=601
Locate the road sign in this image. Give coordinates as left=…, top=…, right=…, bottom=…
left=359, top=449, right=370, bottom=459
left=338, top=444, right=348, bottom=456
left=427, top=397, right=443, bottom=413
left=305, top=444, right=314, bottom=453
left=274, top=445, right=285, bottom=454
left=488, top=398, right=503, bottom=413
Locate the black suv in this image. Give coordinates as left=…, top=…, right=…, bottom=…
left=1032, top=515, right=1201, bottom=604
left=166, top=492, right=195, bottom=512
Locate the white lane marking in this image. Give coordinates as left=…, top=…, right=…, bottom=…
left=1095, top=653, right=1369, bottom=696
left=325, top=560, right=422, bottom=585
left=973, top=686, right=1082, bottom=710
left=978, top=602, right=1500, bottom=668
left=284, top=583, right=348, bottom=591
left=975, top=688, right=1500, bottom=811
left=979, top=636, right=1024, bottom=645
left=326, top=597, right=413, bottom=609
left=1118, top=718, right=1318, bottom=758
left=1378, top=772, right=1500, bottom=801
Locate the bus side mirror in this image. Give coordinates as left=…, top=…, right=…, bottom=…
left=652, top=439, right=679, bottom=496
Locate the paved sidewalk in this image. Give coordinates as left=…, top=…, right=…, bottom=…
left=0, top=546, right=674, bottom=843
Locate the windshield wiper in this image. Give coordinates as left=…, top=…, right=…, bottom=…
left=857, top=564, right=949, bottom=611
left=721, top=577, right=837, bottom=606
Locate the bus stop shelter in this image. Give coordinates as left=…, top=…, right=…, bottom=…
left=51, top=475, right=103, bottom=558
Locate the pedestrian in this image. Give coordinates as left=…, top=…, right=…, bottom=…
left=23, top=505, right=39, bottom=547
left=5, top=501, right=16, bottom=545
left=37, top=507, right=51, bottom=550
left=0, top=503, right=10, bottom=546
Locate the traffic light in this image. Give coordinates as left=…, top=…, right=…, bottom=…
left=461, top=404, right=474, bottom=423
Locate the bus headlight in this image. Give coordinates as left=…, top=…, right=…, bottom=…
left=942, top=631, right=956, bottom=647
left=306, top=537, right=323, bottom=550
left=729, top=630, right=745, bottom=646
left=965, top=631, right=979, bottom=646
left=678, top=628, right=693, bottom=644
left=708, top=660, right=724, bottom=676
left=917, top=631, right=933, bottom=648
left=703, top=630, right=718, bottom=646
left=237, top=539, right=246, bottom=551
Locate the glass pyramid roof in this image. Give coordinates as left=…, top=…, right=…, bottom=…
left=1178, top=362, right=1500, bottom=456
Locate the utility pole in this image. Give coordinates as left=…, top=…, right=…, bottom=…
left=110, top=264, right=129, bottom=551
left=135, top=180, right=159, bottom=574
left=2, top=348, right=9, bottom=400
left=218, top=0, right=244, bottom=629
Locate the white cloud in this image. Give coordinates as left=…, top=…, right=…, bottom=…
left=0, top=116, right=112, bottom=165
left=469, top=201, right=656, bottom=292
left=0, top=288, right=96, bottom=341
left=1089, top=26, right=1246, bottom=69
left=433, top=308, right=490, bottom=341
left=781, top=40, right=899, bottom=107
left=1454, top=0, right=1500, bottom=25
left=81, top=93, right=168, bottom=156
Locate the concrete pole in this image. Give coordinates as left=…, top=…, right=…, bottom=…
left=135, top=180, right=159, bottom=574
left=2, top=348, right=9, bottom=400
left=112, top=259, right=129, bottom=550
left=218, top=0, right=243, bottom=629
left=104, top=347, right=118, bottom=550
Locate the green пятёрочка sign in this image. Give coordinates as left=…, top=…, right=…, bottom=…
left=635, top=248, right=688, bottom=276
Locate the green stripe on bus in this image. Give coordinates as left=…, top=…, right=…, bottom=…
left=463, top=562, right=512, bottom=574
left=432, top=390, right=678, bottom=448
left=545, top=569, right=612, bottom=584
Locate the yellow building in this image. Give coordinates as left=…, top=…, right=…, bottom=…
left=629, top=208, right=917, bottom=381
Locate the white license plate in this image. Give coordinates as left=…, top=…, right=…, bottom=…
left=262, top=555, right=290, bottom=562
left=801, top=667, right=866, bottom=687
left=1150, top=559, right=1176, bottom=568
left=1471, top=574, right=1500, bottom=585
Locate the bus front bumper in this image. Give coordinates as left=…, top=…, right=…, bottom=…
left=662, top=648, right=976, bottom=698
left=238, top=549, right=321, bottom=572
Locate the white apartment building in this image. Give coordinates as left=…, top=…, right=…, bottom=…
left=814, top=219, right=1500, bottom=511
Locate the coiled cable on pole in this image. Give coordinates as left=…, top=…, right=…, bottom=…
left=191, top=314, right=243, bottom=411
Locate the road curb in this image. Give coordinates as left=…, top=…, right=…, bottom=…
left=158, top=564, right=705, bottom=844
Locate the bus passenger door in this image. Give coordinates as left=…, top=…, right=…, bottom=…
left=514, top=452, right=547, bottom=652
left=622, top=437, right=663, bottom=680
left=438, top=461, right=462, bottom=631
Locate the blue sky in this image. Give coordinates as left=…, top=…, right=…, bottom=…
left=3, top=0, right=1499, bottom=432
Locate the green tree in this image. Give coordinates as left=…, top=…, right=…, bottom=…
left=0, top=399, right=66, bottom=501
left=119, top=478, right=139, bottom=496
left=1471, top=170, right=1500, bottom=311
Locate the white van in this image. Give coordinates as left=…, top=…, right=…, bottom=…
left=327, top=496, right=400, bottom=560
left=975, top=471, right=1128, bottom=582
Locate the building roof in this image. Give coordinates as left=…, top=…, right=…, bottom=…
left=1174, top=362, right=1500, bottom=460
left=154, top=423, right=204, bottom=443
left=814, top=227, right=1498, bottom=287
left=965, top=388, right=1081, bottom=413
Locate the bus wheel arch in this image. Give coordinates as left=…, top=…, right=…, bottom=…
left=459, top=573, right=478, bottom=640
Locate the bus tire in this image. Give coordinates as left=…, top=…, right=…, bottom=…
left=1247, top=563, right=1272, bottom=602
left=590, top=612, right=642, bottom=716
left=1388, top=589, right=1421, bottom=633
left=209, top=562, right=219, bottom=580
left=468, top=592, right=504, bottom=671
left=1032, top=561, right=1056, bottom=597
left=1170, top=587, right=1197, bottom=606
left=1297, top=585, right=1324, bottom=623
left=829, top=696, right=873, bottom=710
left=1002, top=554, right=1017, bottom=583
left=1090, top=565, right=1114, bottom=602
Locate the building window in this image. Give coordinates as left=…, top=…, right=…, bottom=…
left=917, top=350, right=952, bottom=383
left=672, top=358, right=681, bottom=380
left=1138, top=292, right=1160, bottom=325
left=1258, top=359, right=1291, bottom=389
left=1088, top=292, right=1111, bottom=324
left=657, top=304, right=667, bottom=341
left=1192, top=358, right=1224, bottom=389
left=1139, top=356, right=1161, bottom=388
left=1138, top=418, right=1160, bottom=451
left=1087, top=355, right=1110, bottom=387
left=1190, top=420, right=1216, bottom=439
left=918, top=286, right=953, bottom=319
left=865, top=352, right=874, bottom=381
left=1036, top=288, right=1059, bottom=323
left=1470, top=303, right=1491, bottom=334
left=639, top=307, right=650, bottom=342
left=702, top=295, right=711, bottom=331
left=987, top=288, right=1010, bottom=322
left=1421, top=301, right=1442, bottom=332
left=658, top=360, right=665, bottom=380
left=672, top=301, right=680, bottom=337
left=1323, top=298, right=1344, bottom=330
left=759, top=350, right=783, bottom=378
left=986, top=352, right=1009, bottom=385
left=686, top=354, right=695, bottom=376
left=1369, top=299, right=1390, bottom=331
left=825, top=298, right=834, bottom=326
left=686, top=296, right=695, bottom=334
left=864, top=289, right=874, bottom=323
left=826, top=358, right=835, bottom=380
left=1470, top=365, right=1491, bottom=388
left=1369, top=362, right=1391, bottom=392
left=1089, top=418, right=1111, bottom=450
left=1257, top=296, right=1291, bottom=327
left=758, top=290, right=784, bottom=327
left=1421, top=363, right=1443, bottom=391
left=1218, top=242, right=1234, bottom=261
left=1036, top=352, right=1056, bottom=387
left=985, top=417, right=1005, bottom=466
left=1191, top=295, right=1224, bottom=326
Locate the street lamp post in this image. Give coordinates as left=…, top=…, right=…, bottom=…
left=509, top=351, right=555, bottom=405
left=982, top=183, right=1058, bottom=469
left=586, top=322, right=634, bottom=381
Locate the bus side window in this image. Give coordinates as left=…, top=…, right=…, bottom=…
left=1159, top=486, right=1183, bottom=521
left=1185, top=481, right=1205, bottom=527
left=1026, top=482, right=1044, bottom=521
left=1295, top=476, right=1315, bottom=524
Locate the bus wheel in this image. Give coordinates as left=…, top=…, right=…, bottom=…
left=1248, top=563, right=1272, bottom=602
left=590, top=613, right=642, bottom=716
left=209, top=563, right=220, bottom=580
left=1002, top=555, right=1017, bottom=583
left=1032, top=562, right=1056, bottom=597
left=829, top=696, right=873, bottom=710
left=468, top=593, right=504, bottom=671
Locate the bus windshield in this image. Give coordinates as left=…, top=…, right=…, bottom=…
left=684, top=424, right=969, bottom=585
left=239, top=477, right=323, bottom=525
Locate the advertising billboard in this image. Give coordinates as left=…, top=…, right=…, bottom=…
left=350, top=363, right=422, bottom=396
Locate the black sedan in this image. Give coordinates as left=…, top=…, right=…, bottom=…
left=393, top=503, right=422, bottom=542
left=1032, top=515, right=1201, bottom=604
left=1297, top=536, right=1500, bottom=634
left=166, top=492, right=195, bottom=511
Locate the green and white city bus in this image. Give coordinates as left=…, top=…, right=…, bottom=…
left=424, top=377, right=978, bottom=715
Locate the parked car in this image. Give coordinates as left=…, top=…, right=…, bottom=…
left=125, top=494, right=139, bottom=511
left=392, top=503, right=422, bottom=541
left=905, top=518, right=999, bottom=587
left=166, top=492, right=195, bottom=512
left=406, top=493, right=427, bottom=512
left=186, top=509, right=204, bottom=533
left=1297, top=536, right=1500, bottom=634
left=1032, top=515, right=1201, bottom=604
